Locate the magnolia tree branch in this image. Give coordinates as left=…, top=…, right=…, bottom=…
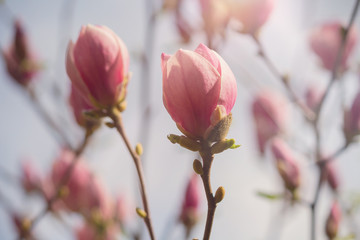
left=309, top=1, right=360, bottom=239
left=17, top=131, right=91, bottom=240
left=251, top=35, right=316, bottom=122
left=108, top=109, right=156, bottom=240
left=199, top=142, right=216, bottom=240
left=315, top=0, right=360, bottom=120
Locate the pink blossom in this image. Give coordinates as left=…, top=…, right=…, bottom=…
left=113, top=194, right=133, bottom=224
left=343, top=91, right=360, bottom=141
left=162, top=43, right=237, bottom=139
left=270, top=138, right=300, bottom=192
left=21, top=160, right=42, bottom=193
left=69, top=84, right=99, bottom=128
left=199, top=0, right=231, bottom=38
left=66, top=25, right=129, bottom=108
left=2, top=20, right=40, bottom=86
left=252, top=90, right=288, bottom=155
left=76, top=222, right=118, bottom=240
left=323, top=161, right=340, bottom=192
left=325, top=201, right=341, bottom=239
left=51, top=150, right=111, bottom=218
left=230, top=0, right=275, bottom=35
left=180, top=174, right=201, bottom=228
left=305, top=85, right=324, bottom=111
left=310, top=21, right=357, bottom=71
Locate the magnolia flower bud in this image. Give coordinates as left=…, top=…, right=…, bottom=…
left=325, top=201, right=341, bottom=239
left=69, top=85, right=100, bottom=129
left=66, top=24, right=129, bottom=108
left=343, top=91, right=360, bottom=142
left=76, top=222, right=118, bottom=240
left=305, top=84, right=324, bottom=111
left=270, top=138, right=301, bottom=192
left=180, top=174, right=201, bottom=229
left=322, top=161, right=340, bottom=192
left=310, top=21, right=357, bottom=71
left=230, top=0, right=275, bottom=35
left=2, top=20, right=40, bottom=86
left=162, top=43, right=237, bottom=140
left=51, top=150, right=111, bottom=218
left=20, top=160, right=42, bottom=194
left=252, top=90, right=288, bottom=155
left=199, top=0, right=231, bottom=38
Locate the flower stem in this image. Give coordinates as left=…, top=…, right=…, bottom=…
left=199, top=141, right=216, bottom=240
left=108, top=109, right=156, bottom=240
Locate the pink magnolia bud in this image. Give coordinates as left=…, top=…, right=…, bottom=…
left=305, top=85, right=324, bottom=111
left=113, top=194, right=133, bottom=224
left=344, top=91, right=360, bottom=141
left=175, top=10, right=192, bottom=43
left=310, top=21, right=357, bottom=71
left=252, top=90, right=288, bottom=155
left=76, top=222, right=118, bottom=240
left=326, top=201, right=341, bottom=239
left=199, top=0, right=231, bottom=38
left=270, top=138, right=301, bottom=192
left=180, top=174, right=201, bottom=228
left=323, top=161, right=340, bottom=192
left=21, top=160, right=42, bottom=193
left=162, top=43, right=237, bottom=140
left=51, top=150, right=111, bottom=218
left=2, top=20, right=40, bottom=86
left=230, top=0, right=275, bottom=35
left=69, top=84, right=99, bottom=129
left=66, top=25, right=129, bottom=108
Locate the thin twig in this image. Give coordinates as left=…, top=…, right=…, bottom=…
left=315, top=0, right=360, bottom=121
left=17, top=131, right=91, bottom=240
left=309, top=1, right=360, bottom=239
left=251, top=35, right=316, bottom=122
left=108, top=109, right=156, bottom=240
left=199, top=141, right=216, bottom=240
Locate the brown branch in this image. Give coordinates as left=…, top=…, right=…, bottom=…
left=199, top=141, right=216, bottom=240
left=108, top=108, right=156, bottom=240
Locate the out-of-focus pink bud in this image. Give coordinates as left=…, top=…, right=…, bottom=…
left=199, top=0, right=231, bottom=38
left=113, top=194, right=133, bottom=224
left=305, top=85, right=324, bottom=111
left=162, top=43, right=237, bottom=140
left=310, top=21, right=357, bottom=71
left=162, top=0, right=179, bottom=10
left=326, top=201, right=341, bottom=239
left=2, top=20, right=40, bottom=86
left=270, top=138, right=300, bottom=192
left=343, top=91, right=360, bottom=142
left=252, top=90, right=288, bottom=155
left=175, top=10, right=192, bottom=43
left=51, top=150, right=111, bottom=218
left=230, top=0, right=275, bottom=35
left=180, top=174, right=201, bottom=229
left=66, top=25, right=129, bottom=108
left=21, top=160, right=42, bottom=193
left=69, top=84, right=99, bottom=129
left=322, top=161, right=340, bottom=192
left=76, top=222, right=118, bottom=240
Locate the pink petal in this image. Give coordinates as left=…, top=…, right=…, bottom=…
left=163, top=49, right=221, bottom=137
left=73, top=25, right=123, bottom=105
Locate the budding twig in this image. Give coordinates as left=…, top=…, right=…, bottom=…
left=108, top=108, right=156, bottom=240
